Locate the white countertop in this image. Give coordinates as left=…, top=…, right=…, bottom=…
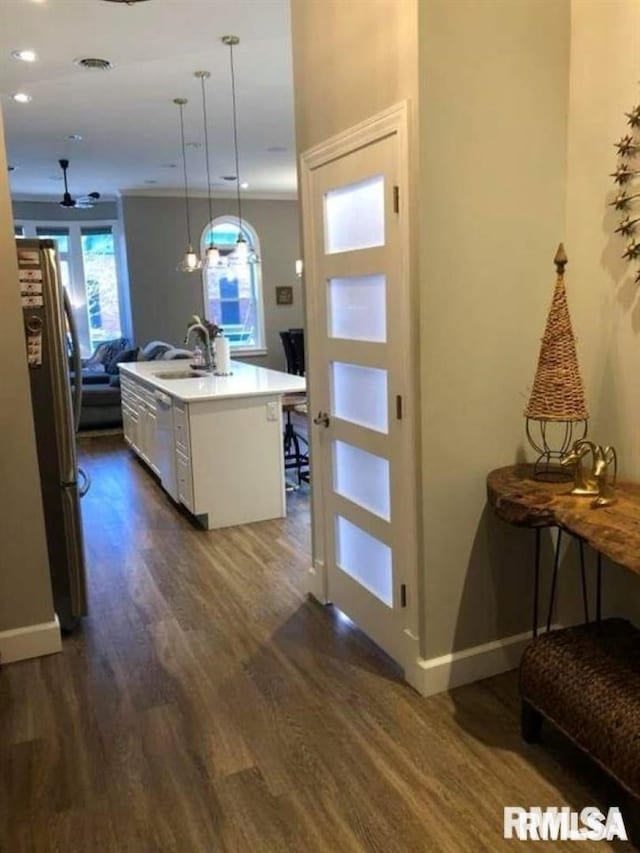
left=119, top=359, right=306, bottom=402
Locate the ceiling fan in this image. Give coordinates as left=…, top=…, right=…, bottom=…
left=58, top=159, right=101, bottom=209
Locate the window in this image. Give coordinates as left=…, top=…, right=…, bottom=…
left=201, top=217, right=265, bottom=354
left=15, top=220, right=127, bottom=357
left=81, top=227, right=122, bottom=345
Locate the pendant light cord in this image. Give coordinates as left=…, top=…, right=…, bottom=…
left=200, top=75, right=214, bottom=244
left=178, top=101, right=193, bottom=246
left=228, top=41, right=243, bottom=236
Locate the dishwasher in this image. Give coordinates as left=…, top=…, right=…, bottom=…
left=154, top=390, right=179, bottom=501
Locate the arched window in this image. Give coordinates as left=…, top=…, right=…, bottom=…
left=201, top=216, right=265, bottom=354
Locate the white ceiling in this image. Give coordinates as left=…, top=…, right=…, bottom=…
left=1, top=0, right=297, bottom=201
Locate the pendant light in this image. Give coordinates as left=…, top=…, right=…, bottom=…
left=222, top=35, right=259, bottom=265
left=174, top=97, right=201, bottom=272
left=194, top=70, right=222, bottom=269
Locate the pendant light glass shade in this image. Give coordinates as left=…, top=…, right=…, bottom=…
left=177, top=245, right=202, bottom=272
left=205, top=244, right=222, bottom=267
left=173, top=97, right=200, bottom=273
left=222, top=35, right=260, bottom=266
left=231, top=233, right=249, bottom=264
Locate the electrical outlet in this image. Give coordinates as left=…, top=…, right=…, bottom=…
left=266, top=402, right=279, bottom=422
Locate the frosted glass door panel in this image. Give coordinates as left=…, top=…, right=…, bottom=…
left=331, top=362, right=388, bottom=433
left=324, top=175, right=385, bottom=254
left=335, top=516, right=392, bottom=607
left=333, top=440, right=390, bottom=520
left=328, top=274, right=386, bottom=342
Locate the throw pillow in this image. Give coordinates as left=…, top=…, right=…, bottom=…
left=145, top=344, right=171, bottom=361
left=105, top=346, right=139, bottom=375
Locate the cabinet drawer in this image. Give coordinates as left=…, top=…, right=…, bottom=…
left=173, top=405, right=190, bottom=455
left=176, top=450, right=193, bottom=511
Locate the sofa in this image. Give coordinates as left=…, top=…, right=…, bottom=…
left=76, top=339, right=192, bottom=430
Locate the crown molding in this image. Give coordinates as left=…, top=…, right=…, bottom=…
left=116, top=188, right=298, bottom=201
left=11, top=193, right=118, bottom=204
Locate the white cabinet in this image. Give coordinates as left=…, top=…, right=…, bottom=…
left=119, top=367, right=289, bottom=530
left=120, top=376, right=158, bottom=474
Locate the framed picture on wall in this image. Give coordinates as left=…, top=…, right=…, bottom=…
left=276, top=286, right=293, bottom=306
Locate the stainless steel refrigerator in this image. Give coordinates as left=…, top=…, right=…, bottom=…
left=17, top=238, right=88, bottom=631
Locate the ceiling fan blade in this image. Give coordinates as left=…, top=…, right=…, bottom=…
left=75, top=191, right=101, bottom=209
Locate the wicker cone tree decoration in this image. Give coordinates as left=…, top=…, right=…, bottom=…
left=525, top=244, right=588, bottom=480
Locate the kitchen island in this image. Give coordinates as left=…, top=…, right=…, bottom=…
left=119, top=360, right=306, bottom=529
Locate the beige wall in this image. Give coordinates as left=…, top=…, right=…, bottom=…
left=562, top=0, right=640, bottom=623
left=0, top=109, right=55, bottom=632
left=292, top=0, right=419, bottom=154
left=418, top=0, right=571, bottom=657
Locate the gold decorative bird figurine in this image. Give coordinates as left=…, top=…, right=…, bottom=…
left=561, top=439, right=600, bottom=497
left=592, top=445, right=618, bottom=508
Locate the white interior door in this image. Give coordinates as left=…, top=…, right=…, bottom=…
left=301, top=106, right=419, bottom=669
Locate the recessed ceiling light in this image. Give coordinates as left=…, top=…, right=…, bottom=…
left=66, top=133, right=83, bottom=142
left=11, top=49, right=38, bottom=63
left=240, top=182, right=249, bottom=190
left=74, top=57, right=114, bottom=71
left=12, top=92, right=32, bottom=103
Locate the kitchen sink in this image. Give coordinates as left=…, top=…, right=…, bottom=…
left=153, top=369, right=208, bottom=380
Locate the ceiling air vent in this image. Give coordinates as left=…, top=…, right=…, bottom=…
left=74, top=57, right=114, bottom=71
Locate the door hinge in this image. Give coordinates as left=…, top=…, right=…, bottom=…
left=393, top=185, right=400, bottom=214
left=396, top=394, right=403, bottom=420
left=400, top=584, right=407, bottom=608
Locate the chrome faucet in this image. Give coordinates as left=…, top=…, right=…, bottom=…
left=185, top=315, right=213, bottom=370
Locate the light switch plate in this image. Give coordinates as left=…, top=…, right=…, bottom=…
left=266, top=402, right=279, bottom=422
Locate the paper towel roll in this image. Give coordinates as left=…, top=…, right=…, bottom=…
left=214, top=336, right=231, bottom=375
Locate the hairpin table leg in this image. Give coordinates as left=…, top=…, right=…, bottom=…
left=533, top=528, right=541, bottom=638
left=596, top=551, right=603, bottom=623
left=579, top=538, right=589, bottom=624
left=546, top=527, right=563, bottom=632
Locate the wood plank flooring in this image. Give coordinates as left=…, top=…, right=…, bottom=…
left=0, top=435, right=635, bottom=852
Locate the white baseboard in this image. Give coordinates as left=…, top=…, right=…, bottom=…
left=0, top=616, right=62, bottom=665
left=407, top=625, right=560, bottom=698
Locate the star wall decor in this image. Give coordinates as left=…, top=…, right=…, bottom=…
left=610, top=163, right=637, bottom=184
left=615, top=134, right=638, bottom=157
left=611, top=97, right=640, bottom=283
left=625, top=105, right=640, bottom=129
left=614, top=214, right=640, bottom=237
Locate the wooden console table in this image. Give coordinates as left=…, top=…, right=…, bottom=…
left=487, top=464, right=640, bottom=634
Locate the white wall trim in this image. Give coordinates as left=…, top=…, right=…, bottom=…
left=0, top=616, right=62, bottom=665
left=117, top=189, right=298, bottom=202
left=406, top=625, right=561, bottom=698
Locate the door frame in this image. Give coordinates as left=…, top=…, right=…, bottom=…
left=299, top=102, right=423, bottom=680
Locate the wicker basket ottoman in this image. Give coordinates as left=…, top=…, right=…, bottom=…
left=520, top=619, right=640, bottom=807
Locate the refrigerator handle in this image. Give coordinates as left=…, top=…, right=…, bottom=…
left=64, top=288, right=83, bottom=433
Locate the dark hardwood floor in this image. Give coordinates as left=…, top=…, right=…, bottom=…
left=0, top=436, right=633, bottom=851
